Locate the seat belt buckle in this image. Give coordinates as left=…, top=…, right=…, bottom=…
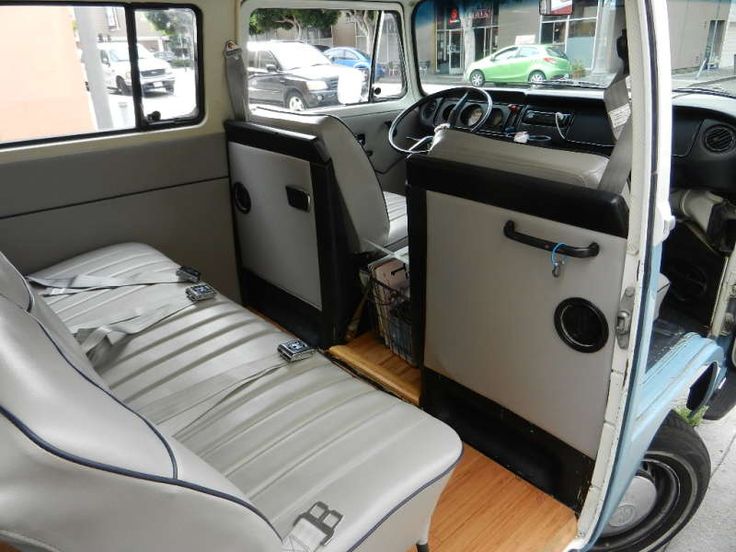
left=278, top=339, right=315, bottom=362
left=177, top=265, right=202, bottom=283
left=294, top=502, right=343, bottom=546
left=186, top=284, right=217, bottom=302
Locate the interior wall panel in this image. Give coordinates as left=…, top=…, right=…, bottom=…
left=0, top=179, right=241, bottom=301
left=0, top=134, right=228, bottom=219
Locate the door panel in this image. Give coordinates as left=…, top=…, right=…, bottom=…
left=337, top=108, right=408, bottom=195
left=423, top=191, right=626, bottom=458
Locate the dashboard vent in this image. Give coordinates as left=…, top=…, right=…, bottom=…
left=703, top=125, right=736, bottom=153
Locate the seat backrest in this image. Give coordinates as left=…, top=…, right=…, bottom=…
left=250, top=107, right=390, bottom=252
left=0, top=252, right=280, bottom=552
left=428, top=128, right=609, bottom=189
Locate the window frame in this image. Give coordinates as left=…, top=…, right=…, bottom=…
left=368, top=9, right=408, bottom=104
left=0, top=1, right=204, bottom=150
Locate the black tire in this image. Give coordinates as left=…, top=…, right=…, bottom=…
left=116, top=76, right=131, bottom=95
left=593, top=412, right=710, bottom=552
left=285, top=91, right=307, bottom=112
left=528, top=70, right=546, bottom=83
left=469, top=70, right=485, bottom=87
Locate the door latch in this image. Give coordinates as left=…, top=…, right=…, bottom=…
left=615, top=287, right=636, bottom=348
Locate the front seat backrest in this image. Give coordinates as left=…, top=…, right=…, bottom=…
left=429, top=127, right=609, bottom=189
left=250, top=107, right=390, bottom=252
left=0, top=253, right=281, bottom=552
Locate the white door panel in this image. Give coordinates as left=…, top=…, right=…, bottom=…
left=424, top=191, right=627, bottom=458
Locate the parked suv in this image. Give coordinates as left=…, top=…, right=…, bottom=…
left=98, top=43, right=175, bottom=95
left=465, top=44, right=571, bottom=86
left=248, top=41, right=360, bottom=111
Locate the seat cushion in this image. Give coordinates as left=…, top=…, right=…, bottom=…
left=31, top=243, right=462, bottom=550
left=384, top=192, right=408, bottom=251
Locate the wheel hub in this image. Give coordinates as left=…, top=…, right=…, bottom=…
left=602, top=472, right=658, bottom=537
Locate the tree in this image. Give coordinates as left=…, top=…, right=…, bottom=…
left=145, top=10, right=194, bottom=38
left=342, top=10, right=378, bottom=51
left=249, top=9, right=339, bottom=40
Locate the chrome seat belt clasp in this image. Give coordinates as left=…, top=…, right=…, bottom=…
left=294, top=502, right=343, bottom=546
left=176, top=265, right=202, bottom=283
left=186, top=284, right=216, bottom=302
left=278, top=339, right=316, bottom=363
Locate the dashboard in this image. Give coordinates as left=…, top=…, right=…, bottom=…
left=416, top=88, right=736, bottom=198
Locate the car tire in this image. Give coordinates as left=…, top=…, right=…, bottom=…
left=116, top=76, right=131, bottom=96
left=469, top=70, right=485, bottom=87
left=528, top=70, right=546, bottom=83
left=593, top=412, right=710, bottom=552
left=285, top=91, right=307, bottom=112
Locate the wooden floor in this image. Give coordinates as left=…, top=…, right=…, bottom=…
left=332, top=333, right=577, bottom=552
left=423, top=446, right=577, bottom=552
left=329, top=332, right=422, bottom=405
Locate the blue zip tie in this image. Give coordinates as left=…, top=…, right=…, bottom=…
left=551, top=243, right=566, bottom=267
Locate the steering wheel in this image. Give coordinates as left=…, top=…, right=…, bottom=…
left=388, top=86, right=493, bottom=155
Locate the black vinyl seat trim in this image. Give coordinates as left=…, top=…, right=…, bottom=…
left=407, top=155, right=629, bottom=238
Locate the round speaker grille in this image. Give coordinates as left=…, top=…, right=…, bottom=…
left=554, top=298, right=609, bottom=353
left=233, top=182, right=251, bottom=214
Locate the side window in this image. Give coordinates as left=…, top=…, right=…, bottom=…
left=518, top=47, right=538, bottom=58
left=494, top=47, right=518, bottom=61
left=245, top=8, right=406, bottom=112
left=258, top=50, right=278, bottom=71
left=0, top=4, right=202, bottom=148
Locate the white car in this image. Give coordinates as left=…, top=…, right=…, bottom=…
left=98, top=43, right=175, bottom=95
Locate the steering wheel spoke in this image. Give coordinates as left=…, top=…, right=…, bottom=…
left=388, top=86, right=493, bottom=155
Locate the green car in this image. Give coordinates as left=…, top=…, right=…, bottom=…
left=465, top=44, right=571, bottom=86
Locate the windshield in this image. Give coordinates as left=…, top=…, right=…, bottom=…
left=271, top=42, right=330, bottom=70
left=413, top=0, right=736, bottom=97
left=107, top=44, right=154, bottom=63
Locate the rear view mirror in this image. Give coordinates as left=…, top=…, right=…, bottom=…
left=539, top=0, right=573, bottom=16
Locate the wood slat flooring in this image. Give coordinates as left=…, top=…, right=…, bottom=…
left=329, top=332, right=421, bottom=405
left=331, top=333, right=577, bottom=552
left=423, top=446, right=578, bottom=552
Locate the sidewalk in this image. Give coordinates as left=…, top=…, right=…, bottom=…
left=665, top=407, right=736, bottom=552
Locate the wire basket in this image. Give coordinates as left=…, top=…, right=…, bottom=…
left=370, top=274, right=415, bottom=366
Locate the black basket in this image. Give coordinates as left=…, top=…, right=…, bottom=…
left=369, top=275, right=415, bottom=365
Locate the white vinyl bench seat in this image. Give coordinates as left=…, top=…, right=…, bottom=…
left=0, top=243, right=461, bottom=552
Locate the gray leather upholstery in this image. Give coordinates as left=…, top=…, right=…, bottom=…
left=429, top=128, right=609, bottom=189
left=0, top=244, right=461, bottom=551
left=384, top=192, right=409, bottom=250
left=249, top=108, right=408, bottom=253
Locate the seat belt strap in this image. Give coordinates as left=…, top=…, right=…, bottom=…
left=28, top=266, right=201, bottom=296
left=282, top=502, right=343, bottom=552
left=598, top=30, right=633, bottom=196
left=599, top=117, right=633, bottom=196
left=147, top=352, right=321, bottom=436
left=224, top=40, right=248, bottom=120
left=71, top=284, right=217, bottom=355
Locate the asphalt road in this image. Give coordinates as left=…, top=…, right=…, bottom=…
left=103, top=67, right=197, bottom=129
left=665, top=407, right=736, bottom=552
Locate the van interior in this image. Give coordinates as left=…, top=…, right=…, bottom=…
left=1, top=1, right=734, bottom=551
